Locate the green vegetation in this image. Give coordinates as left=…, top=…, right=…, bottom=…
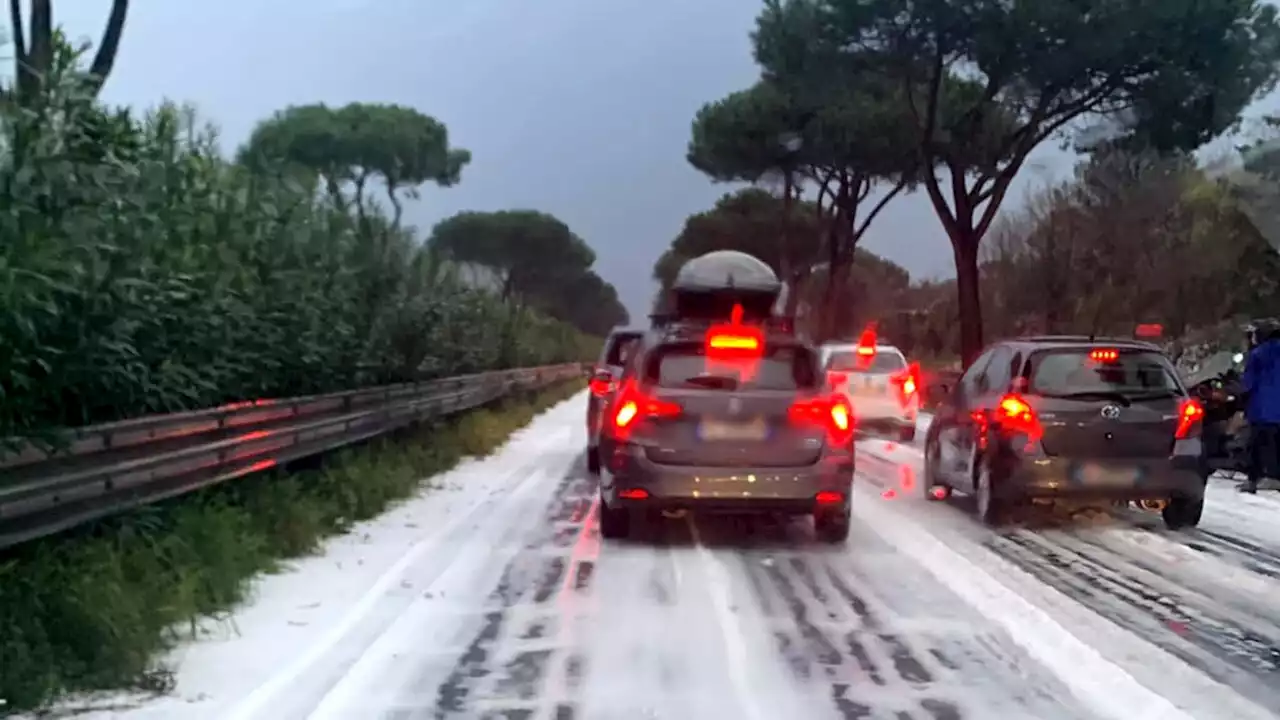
left=0, top=42, right=608, bottom=447
left=0, top=379, right=583, bottom=713
left=687, top=0, right=1280, bottom=362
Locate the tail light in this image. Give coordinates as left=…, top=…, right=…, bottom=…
left=1089, top=348, right=1119, bottom=363
left=1175, top=398, right=1204, bottom=439
left=892, top=364, right=920, bottom=407
left=827, top=370, right=848, bottom=388
left=589, top=369, right=614, bottom=397
left=789, top=394, right=855, bottom=445
left=612, top=380, right=681, bottom=435
left=993, top=393, right=1042, bottom=442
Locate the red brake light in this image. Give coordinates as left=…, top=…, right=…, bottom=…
left=589, top=370, right=614, bottom=396
left=993, top=393, right=1042, bottom=440
left=856, top=345, right=875, bottom=356
left=1089, top=348, right=1119, bottom=362
left=892, top=363, right=920, bottom=406
left=612, top=381, right=681, bottom=433
left=827, top=370, right=848, bottom=388
left=789, top=394, right=854, bottom=445
left=708, top=333, right=761, bottom=351
left=706, top=303, right=764, bottom=357
left=1175, top=398, right=1204, bottom=439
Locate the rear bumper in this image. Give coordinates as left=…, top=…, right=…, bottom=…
left=995, top=450, right=1206, bottom=502
left=601, top=445, right=854, bottom=514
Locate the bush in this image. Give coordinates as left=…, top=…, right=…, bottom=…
left=0, top=379, right=584, bottom=713
left=0, top=47, right=594, bottom=445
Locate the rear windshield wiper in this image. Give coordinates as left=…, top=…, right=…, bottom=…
left=1040, top=390, right=1132, bottom=406
left=681, top=374, right=740, bottom=390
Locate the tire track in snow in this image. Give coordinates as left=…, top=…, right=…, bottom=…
left=687, top=513, right=1099, bottom=720
left=984, top=528, right=1280, bottom=711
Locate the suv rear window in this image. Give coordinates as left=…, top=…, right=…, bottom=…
left=604, top=333, right=641, bottom=366
left=646, top=343, right=818, bottom=390
left=827, top=350, right=906, bottom=373
left=1027, top=349, right=1181, bottom=396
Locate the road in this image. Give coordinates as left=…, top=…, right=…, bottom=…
left=45, top=394, right=1280, bottom=720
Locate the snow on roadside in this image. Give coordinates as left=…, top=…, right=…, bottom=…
left=21, top=394, right=588, bottom=720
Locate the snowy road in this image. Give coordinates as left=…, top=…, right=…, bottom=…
left=53, top=395, right=1280, bottom=720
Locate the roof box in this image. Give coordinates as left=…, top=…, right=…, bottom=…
left=670, top=251, right=781, bottom=321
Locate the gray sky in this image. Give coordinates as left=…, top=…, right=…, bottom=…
left=55, top=1, right=1280, bottom=320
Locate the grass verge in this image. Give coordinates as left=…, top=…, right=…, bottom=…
left=0, top=380, right=584, bottom=715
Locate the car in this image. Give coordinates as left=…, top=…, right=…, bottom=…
left=587, top=328, right=645, bottom=474
left=818, top=334, right=920, bottom=443
left=594, top=315, right=856, bottom=542
left=921, top=335, right=1208, bottom=529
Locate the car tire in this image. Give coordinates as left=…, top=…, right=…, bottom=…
left=599, top=495, right=631, bottom=539
left=587, top=446, right=600, bottom=475
left=1162, top=495, right=1204, bottom=530
left=923, top=432, right=948, bottom=500
left=898, top=424, right=917, bottom=444
left=815, top=506, right=851, bottom=543
left=974, top=461, right=1007, bottom=527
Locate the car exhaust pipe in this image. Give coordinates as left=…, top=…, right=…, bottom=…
left=1139, top=499, right=1167, bottom=511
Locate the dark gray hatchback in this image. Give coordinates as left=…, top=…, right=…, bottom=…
left=923, top=337, right=1208, bottom=528
left=596, top=326, right=856, bottom=542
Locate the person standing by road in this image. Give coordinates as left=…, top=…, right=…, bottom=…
left=1240, top=319, right=1280, bottom=493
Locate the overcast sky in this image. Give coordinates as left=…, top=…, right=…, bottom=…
left=51, top=1, right=1280, bottom=320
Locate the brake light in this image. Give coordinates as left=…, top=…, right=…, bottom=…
left=827, top=370, right=848, bottom=388
left=612, top=381, right=681, bottom=433
left=993, top=393, right=1042, bottom=440
left=1175, top=398, right=1204, bottom=439
left=892, top=363, right=920, bottom=406
left=708, top=333, right=761, bottom=351
left=789, top=394, right=854, bottom=445
left=706, top=303, right=764, bottom=358
left=1089, top=348, right=1119, bottom=362
left=589, top=370, right=614, bottom=397
left=856, top=345, right=875, bottom=356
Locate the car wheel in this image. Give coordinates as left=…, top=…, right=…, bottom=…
left=587, top=446, right=600, bottom=475
left=974, top=462, right=1006, bottom=527
left=599, top=493, right=631, bottom=539
left=898, top=424, right=917, bottom=444
left=923, top=433, right=949, bottom=500
left=1162, top=495, right=1204, bottom=530
left=815, top=505, right=851, bottom=543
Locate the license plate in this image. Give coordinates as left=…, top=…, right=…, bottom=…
left=700, top=418, right=768, bottom=441
left=1077, top=463, right=1139, bottom=486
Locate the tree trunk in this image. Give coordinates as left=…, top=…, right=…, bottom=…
left=780, top=170, right=794, bottom=286
left=953, top=236, right=984, bottom=367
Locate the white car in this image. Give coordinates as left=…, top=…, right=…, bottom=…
left=818, top=341, right=920, bottom=442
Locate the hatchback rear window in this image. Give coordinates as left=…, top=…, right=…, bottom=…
left=604, top=333, right=641, bottom=366
left=1027, top=349, right=1181, bottom=396
left=646, top=343, right=818, bottom=390
left=826, top=350, right=906, bottom=373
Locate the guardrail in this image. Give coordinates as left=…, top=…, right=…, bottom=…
left=0, top=363, right=585, bottom=550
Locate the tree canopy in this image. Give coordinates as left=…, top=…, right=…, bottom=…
left=238, top=102, right=471, bottom=227
left=753, top=0, right=1280, bottom=363
left=427, top=209, right=626, bottom=335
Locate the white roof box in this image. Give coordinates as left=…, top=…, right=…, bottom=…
left=672, top=250, right=782, bottom=296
